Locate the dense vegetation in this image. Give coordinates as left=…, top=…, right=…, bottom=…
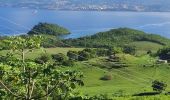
left=63, top=28, right=170, bottom=48
left=27, top=23, right=70, bottom=36
left=0, top=36, right=84, bottom=99
left=157, top=47, right=170, bottom=60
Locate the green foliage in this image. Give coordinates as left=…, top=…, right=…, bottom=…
left=147, top=50, right=152, bottom=55
left=2, top=35, right=42, bottom=50
left=152, top=80, right=167, bottom=93
left=100, top=74, right=112, bottom=81
left=40, top=34, right=60, bottom=48
left=82, top=48, right=96, bottom=58
left=67, top=48, right=96, bottom=61
left=67, top=50, right=79, bottom=61
left=96, top=48, right=109, bottom=57
left=52, top=53, right=67, bottom=62
left=27, top=22, right=70, bottom=36
left=123, top=45, right=136, bottom=55
left=63, top=28, right=169, bottom=49
left=52, top=53, right=75, bottom=66
left=35, top=53, right=51, bottom=64
left=110, top=47, right=123, bottom=54
left=78, top=51, right=90, bottom=61
left=157, top=47, right=170, bottom=60
left=62, top=60, right=75, bottom=67
left=0, top=36, right=84, bottom=99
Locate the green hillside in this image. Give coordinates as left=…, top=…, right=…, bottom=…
left=63, top=28, right=170, bottom=48
left=129, top=41, right=163, bottom=55
left=59, top=53, right=170, bottom=97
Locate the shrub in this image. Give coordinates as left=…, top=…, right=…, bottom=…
left=157, top=47, right=170, bottom=60
left=83, top=48, right=96, bottom=57
left=123, top=45, right=136, bottom=55
left=78, top=51, right=90, bottom=61
left=147, top=50, right=152, bottom=54
left=52, top=53, right=67, bottom=62
left=96, top=49, right=108, bottom=57
left=100, top=74, right=112, bottom=81
left=67, top=50, right=78, bottom=61
left=35, top=54, right=51, bottom=64
left=152, top=80, right=167, bottom=93
left=107, top=47, right=122, bottom=56
left=62, top=60, right=74, bottom=66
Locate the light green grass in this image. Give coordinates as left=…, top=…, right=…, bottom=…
left=129, top=41, right=163, bottom=55
left=0, top=47, right=84, bottom=59
left=68, top=54, right=170, bottom=96
left=110, top=95, right=170, bottom=100
left=75, top=63, right=170, bottom=96
left=26, top=47, right=84, bottom=59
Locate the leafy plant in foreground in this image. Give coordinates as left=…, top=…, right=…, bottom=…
left=0, top=36, right=84, bottom=100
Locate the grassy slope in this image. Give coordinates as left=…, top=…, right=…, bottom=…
left=75, top=55, right=170, bottom=96
left=1, top=47, right=170, bottom=98
left=62, top=28, right=170, bottom=58
left=55, top=49, right=170, bottom=96
left=57, top=54, right=170, bottom=95
left=129, top=41, right=163, bottom=55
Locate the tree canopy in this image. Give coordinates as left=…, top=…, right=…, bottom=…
left=0, top=35, right=84, bottom=100
left=62, top=28, right=170, bottom=48
left=27, top=23, right=70, bottom=36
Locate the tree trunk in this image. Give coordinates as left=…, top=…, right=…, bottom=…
left=46, top=83, right=49, bottom=100
left=22, top=49, right=26, bottom=72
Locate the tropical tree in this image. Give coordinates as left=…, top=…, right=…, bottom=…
left=0, top=36, right=84, bottom=100
left=78, top=51, right=90, bottom=61
left=123, top=45, right=136, bottom=55
left=52, top=53, right=67, bottom=62
left=35, top=53, right=51, bottom=64
left=152, top=80, right=167, bottom=93
left=157, top=47, right=170, bottom=60
left=67, top=51, right=78, bottom=61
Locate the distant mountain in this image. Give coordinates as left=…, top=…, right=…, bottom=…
left=1, top=0, right=170, bottom=11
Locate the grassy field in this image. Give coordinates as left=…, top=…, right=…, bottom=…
left=129, top=41, right=163, bottom=55
left=1, top=47, right=170, bottom=99
left=56, top=49, right=170, bottom=97
left=25, top=47, right=84, bottom=59
left=106, top=95, right=170, bottom=100
left=0, top=47, right=84, bottom=59
left=73, top=56, right=170, bottom=96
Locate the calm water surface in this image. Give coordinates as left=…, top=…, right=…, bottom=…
left=0, top=7, right=170, bottom=38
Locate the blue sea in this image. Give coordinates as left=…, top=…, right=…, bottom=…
left=1, top=7, right=170, bottom=38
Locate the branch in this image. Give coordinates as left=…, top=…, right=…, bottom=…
left=29, top=80, right=36, bottom=99
left=31, top=81, right=60, bottom=100
left=0, top=80, right=21, bottom=98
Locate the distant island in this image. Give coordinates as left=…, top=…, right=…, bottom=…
left=28, top=23, right=70, bottom=36
left=1, top=0, right=170, bottom=12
